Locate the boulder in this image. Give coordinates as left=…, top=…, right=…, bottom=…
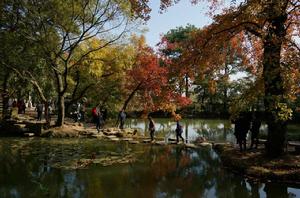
left=185, top=143, right=198, bottom=149
left=155, top=141, right=166, bottom=146
left=24, top=133, right=35, bottom=137
left=198, top=142, right=212, bottom=147
left=143, top=139, right=152, bottom=143
left=129, top=140, right=139, bottom=144
left=91, top=134, right=103, bottom=139
left=122, top=138, right=133, bottom=141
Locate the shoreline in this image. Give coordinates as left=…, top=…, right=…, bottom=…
left=213, top=143, right=300, bottom=186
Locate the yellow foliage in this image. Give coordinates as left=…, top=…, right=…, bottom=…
left=273, top=102, right=293, bottom=122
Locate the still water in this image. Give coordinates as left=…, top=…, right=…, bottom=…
left=127, top=118, right=239, bottom=143
left=0, top=119, right=299, bottom=198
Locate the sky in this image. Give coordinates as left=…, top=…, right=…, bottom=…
left=144, top=0, right=213, bottom=48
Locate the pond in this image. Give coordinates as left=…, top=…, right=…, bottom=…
left=126, top=118, right=300, bottom=142
left=126, top=118, right=235, bottom=143
left=0, top=119, right=299, bottom=198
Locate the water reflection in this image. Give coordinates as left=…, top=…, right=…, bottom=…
left=126, top=119, right=235, bottom=143
left=0, top=138, right=299, bottom=197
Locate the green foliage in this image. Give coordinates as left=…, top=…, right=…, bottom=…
left=273, top=102, right=293, bottom=122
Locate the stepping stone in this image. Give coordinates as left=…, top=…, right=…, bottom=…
left=143, top=139, right=152, bottom=143
left=129, top=141, right=139, bottom=144
left=155, top=141, right=166, bottom=146
left=15, top=124, right=26, bottom=128
left=106, top=135, right=117, bottom=139
left=198, top=142, right=212, bottom=147
left=122, top=138, right=133, bottom=141
left=91, top=134, right=103, bottom=138
left=110, top=138, right=120, bottom=141
left=185, top=143, right=198, bottom=149
left=24, top=133, right=35, bottom=137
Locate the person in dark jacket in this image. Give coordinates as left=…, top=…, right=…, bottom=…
left=175, top=120, right=184, bottom=143
left=148, top=116, right=155, bottom=142
left=233, top=112, right=251, bottom=151
left=92, top=106, right=101, bottom=132
left=118, top=109, right=126, bottom=129
left=36, top=103, right=43, bottom=121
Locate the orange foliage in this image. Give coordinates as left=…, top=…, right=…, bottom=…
left=125, top=44, right=191, bottom=112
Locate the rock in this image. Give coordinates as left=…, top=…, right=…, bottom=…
left=24, top=133, right=35, bottom=137
left=91, top=134, right=103, bottom=138
left=198, top=142, right=212, bottom=147
left=143, top=139, right=152, bottom=143
left=14, top=124, right=26, bottom=128
left=116, top=132, right=124, bottom=138
left=122, top=138, right=133, bottom=141
left=106, top=135, right=117, bottom=139
left=129, top=140, right=139, bottom=144
left=195, top=136, right=207, bottom=144
left=168, top=138, right=177, bottom=142
left=110, top=137, right=120, bottom=141
left=213, top=143, right=231, bottom=151
left=122, top=129, right=132, bottom=134
left=185, top=143, right=198, bottom=149
left=103, top=130, right=122, bottom=136
left=155, top=141, right=166, bottom=146
left=40, top=130, right=53, bottom=137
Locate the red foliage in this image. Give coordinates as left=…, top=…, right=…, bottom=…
left=125, top=45, right=191, bottom=111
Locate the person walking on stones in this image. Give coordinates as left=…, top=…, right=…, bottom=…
left=92, top=106, right=99, bottom=131
left=101, top=108, right=108, bottom=123
left=233, top=112, right=251, bottom=151
left=148, top=116, right=155, bottom=142
left=118, top=109, right=126, bottom=129
left=250, top=111, right=262, bottom=149
left=97, top=109, right=104, bottom=132
left=175, top=120, right=184, bottom=144
left=36, top=102, right=43, bottom=121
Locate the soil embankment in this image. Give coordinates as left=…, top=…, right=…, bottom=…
left=214, top=143, right=300, bottom=185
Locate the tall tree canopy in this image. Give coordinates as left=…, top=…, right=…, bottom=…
left=0, top=0, right=151, bottom=126
left=156, top=0, right=300, bottom=157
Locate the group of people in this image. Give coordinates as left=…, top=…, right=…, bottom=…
left=92, top=108, right=185, bottom=143
left=233, top=111, right=262, bottom=151
left=71, top=102, right=86, bottom=122
left=147, top=116, right=185, bottom=143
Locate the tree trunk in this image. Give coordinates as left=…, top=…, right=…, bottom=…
left=54, top=70, right=66, bottom=127
left=185, top=74, right=189, bottom=98
left=223, top=63, right=229, bottom=114
left=44, top=101, right=50, bottom=125
left=1, top=71, right=10, bottom=119
left=263, top=7, right=287, bottom=157
left=122, top=82, right=143, bottom=111
left=56, top=94, right=65, bottom=126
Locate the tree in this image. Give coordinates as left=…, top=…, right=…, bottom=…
left=67, top=38, right=136, bottom=112
left=0, top=1, right=52, bottom=119
left=158, top=25, right=197, bottom=98
left=157, top=0, right=300, bottom=157
left=1, top=0, right=150, bottom=126
left=123, top=44, right=168, bottom=111
left=122, top=36, right=191, bottom=113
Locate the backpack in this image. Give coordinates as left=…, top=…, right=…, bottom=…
left=92, top=107, right=97, bottom=117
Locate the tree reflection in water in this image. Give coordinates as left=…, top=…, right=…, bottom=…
left=126, top=118, right=235, bottom=143
left=0, top=138, right=299, bottom=198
